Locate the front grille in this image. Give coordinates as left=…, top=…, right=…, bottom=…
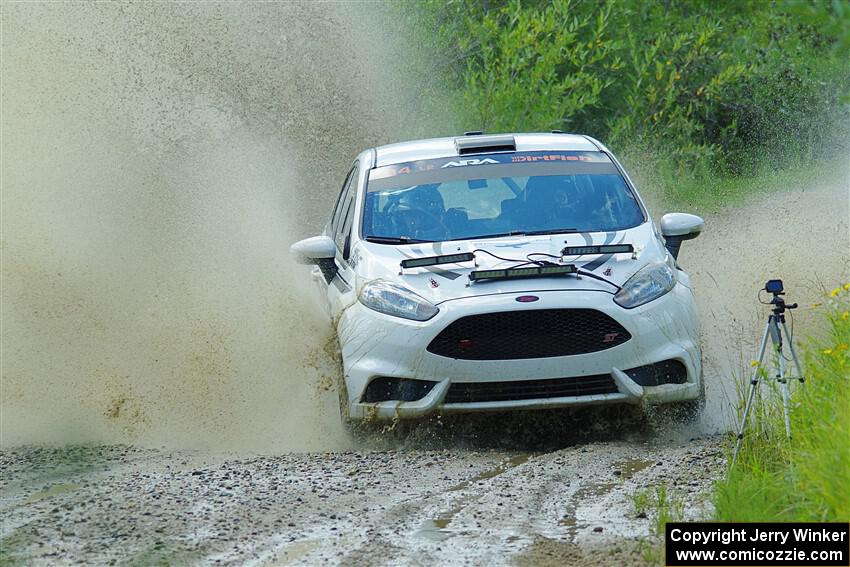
left=427, top=308, right=630, bottom=360
left=445, top=374, right=618, bottom=403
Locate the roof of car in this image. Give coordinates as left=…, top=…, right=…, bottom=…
left=373, top=132, right=603, bottom=167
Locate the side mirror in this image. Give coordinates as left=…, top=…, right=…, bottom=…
left=660, top=213, right=704, bottom=260
left=290, top=235, right=337, bottom=283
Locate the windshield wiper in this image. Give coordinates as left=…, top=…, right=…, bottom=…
left=469, top=229, right=579, bottom=240
left=466, top=230, right=529, bottom=240
left=364, top=235, right=434, bottom=244
left=522, top=228, right=579, bottom=236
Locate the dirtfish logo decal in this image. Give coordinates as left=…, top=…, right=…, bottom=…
left=441, top=158, right=499, bottom=168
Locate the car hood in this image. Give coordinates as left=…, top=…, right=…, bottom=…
left=352, top=224, right=668, bottom=304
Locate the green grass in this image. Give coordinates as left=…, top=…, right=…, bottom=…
left=714, top=284, right=850, bottom=521
left=621, top=151, right=847, bottom=213
left=630, top=483, right=686, bottom=566
left=631, top=484, right=685, bottom=537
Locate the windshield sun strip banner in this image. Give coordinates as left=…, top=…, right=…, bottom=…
left=368, top=151, right=613, bottom=184
left=367, top=161, right=619, bottom=192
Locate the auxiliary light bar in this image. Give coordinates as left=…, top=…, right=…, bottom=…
left=469, top=264, right=577, bottom=282
left=561, top=244, right=633, bottom=256
left=400, top=252, right=475, bottom=269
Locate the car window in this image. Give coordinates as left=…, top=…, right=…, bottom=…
left=334, top=163, right=359, bottom=255
left=362, top=151, right=644, bottom=243
left=340, top=166, right=360, bottom=260
left=330, top=165, right=356, bottom=236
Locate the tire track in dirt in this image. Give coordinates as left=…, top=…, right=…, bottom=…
left=0, top=436, right=724, bottom=566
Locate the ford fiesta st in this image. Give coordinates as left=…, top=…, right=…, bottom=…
left=291, top=132, right=705, bottom=425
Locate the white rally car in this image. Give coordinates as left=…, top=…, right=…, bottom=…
left=292, top=133, right=704, bottom=425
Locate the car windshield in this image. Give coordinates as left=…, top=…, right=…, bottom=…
left=362, top=151, right=645, bottom=243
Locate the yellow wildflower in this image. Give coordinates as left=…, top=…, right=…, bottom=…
left=831, top=288, right=841, bottom=297
left=750, top=360, right=760, bottom=367
left=822, top=348, right=833, bottom=355
left=842, top=312, right=849, bottom=321
left=844, top=283, right=850, bottom=290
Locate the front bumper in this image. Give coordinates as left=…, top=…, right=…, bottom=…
left=337, top=285, right=701, bottom=420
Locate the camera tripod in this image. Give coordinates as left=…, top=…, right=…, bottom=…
left=731, top=290, right=804, bottom=467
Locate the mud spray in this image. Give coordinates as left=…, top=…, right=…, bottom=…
left=1, top=2, right=431, bottom=451
left=2, top=3, right=847, bottom=452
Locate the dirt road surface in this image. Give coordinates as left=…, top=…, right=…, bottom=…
left=1, top=434, right=723, bottom=566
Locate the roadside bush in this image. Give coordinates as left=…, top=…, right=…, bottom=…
left=409, top=0, right=850, bottom=187
left=460, top=0, right=618, bottom=133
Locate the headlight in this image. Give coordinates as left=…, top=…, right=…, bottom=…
left=613, top=261, right=677, bottom=309
left=359, top=280, right=439, bottom=321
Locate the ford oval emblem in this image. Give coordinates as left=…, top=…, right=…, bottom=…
left=516, top=295, right=539, bottom=303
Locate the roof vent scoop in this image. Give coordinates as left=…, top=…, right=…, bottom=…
left=455, top=134, right=516, bottom=155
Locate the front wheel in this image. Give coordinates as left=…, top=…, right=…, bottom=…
left=336, top=366, right=378, bottom=442
left=648, top=368, right=706, bottom=426
left=336, top=368, right=357, bottom=432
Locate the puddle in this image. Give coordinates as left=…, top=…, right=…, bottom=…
left=448, top=454, right=531, bottom=492
left=415, top=518, right=454, bottom=542
left=24, top=482, right=80, bottom=504
left=265, top=539, right=320, bottom=566
left=414, top=501, right=469, bottom=542
left=558, top=515, right=579, bottom=538
left=414, top=454, right=533, bottom=543
left=611, top=458, right=652, bottom=480
left=572, top=481, right=618, bottom=500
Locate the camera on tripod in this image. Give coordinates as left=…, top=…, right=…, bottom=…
left=765, top=279, right=784, bottom=294
left=732, top=278, right=804, bottom=467
left=764, top=279, right=798, bottom=313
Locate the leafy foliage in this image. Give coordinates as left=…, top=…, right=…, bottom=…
left=460, top=0, right=617, bottom=132
left=411, top=0, right=850, bottom=180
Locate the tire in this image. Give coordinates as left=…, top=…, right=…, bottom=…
left=336, top=365, right=374, bottom=442
left=666, top=367, right=706, bottom=424
left=336, top=368, right=356, bottom=431
left=644, top=366, right=706, bottom=427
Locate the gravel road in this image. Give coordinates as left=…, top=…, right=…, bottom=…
left=1, top=432, right=723, bottom=566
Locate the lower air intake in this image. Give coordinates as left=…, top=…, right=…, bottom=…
left=444, top=374, right=618, bottom=403
left=624, top=359, right=688, bottom=386
left=362, top=377, right=437, bottom=403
